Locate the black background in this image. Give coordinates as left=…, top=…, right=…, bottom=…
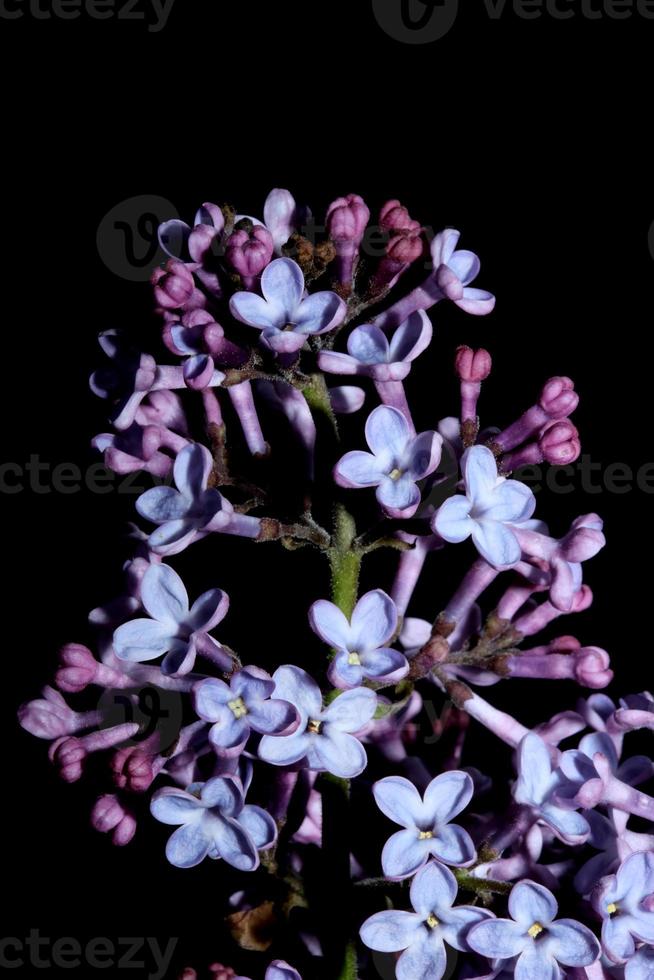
left=1, top=1, right=652, bottom=977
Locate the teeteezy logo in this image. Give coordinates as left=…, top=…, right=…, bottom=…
left=372, top=0, right=459, bottom=42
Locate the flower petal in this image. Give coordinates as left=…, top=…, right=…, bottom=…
left=540, top=803, right=589, bottom=844
left=458, top=287, right=496, bottom=316
left=334, top=450, right=385, bottom=488
left=448, top=249, right=480, bottom=286
left=381, top=828, right=431, bottom=879
left=173, top=443, right=213, bottom=499
left=433, top=496, right=474, bottom=543
left=137, top=487, right=189, bottom=524
left=462, top=445, right=500, bottom=505
left=471, top=519, right=521, bottom=568
left=258, top=731, right=313, bottom=768
left=309, top=599, right=353, bottom=650
left=515, top=733, right=553, bottom=807
left=270, top=665, right=322, bottom=723
left=407, top=431, right=442, bottom=480
left=113, top=618, right=172, bottom=662
left=323, top=687, right=377, bottom=732
left=208, top=711, right=250, bottom=756
left=348, top=323, right=390, bottom=364
left=360, top=647, right=409, bottom=681
left=410, top=860, right=459, bottom=916
left=351, top=590, right=398, bottom=650
left=514, top=943, right=560, bottom=980
left=148, top=519, right=198, bottom=556
left=429, top=823, right=476, bottom=867
left=247, top=697, right=300, bottom=736
left=266, top=962, right=303, bottom=980
left=294, top=292, right=346, bottom=334
left=483, top=479, right=536, bottom=524
left=312, top=730, right=368, bottom=778
left=186, top=588, right=229, bottom=632
left=200, top=775, right=243, bottom=814
left=440, top=906, right=494, bottom=952
left=365, top=404, right=411, bottom=458
left=211, top=814, right=260, bottom=871
left=193, top=677, right=232, bottom=721
left=360, top=910, right=422, bottom=953
left=239, top=805, right=277, bottom=849
left=424, top=770, right=474, bottom=825
left=374, top=776, right=426, bottom=828
left=389, top=311, right=433, bottom=364
left=141, top=563, right=189, bottom=625
left=468, top=918, right=528, bottom=959
left=261, top=257, right=305, bottom=313
left=377, top=474, right=421, bottom=517
left=166, top=821, right=210, bottom=868
left=546, top=919, right=600, bottom=967
left=150, top=788, right=204, bottom=825
left=230, top=291, right=283, bottom=330
left=509, top=881, right=558, bottom=929
left=329, top=385, right=366, bottom=414
left=396, top=931, right=447, bottom=980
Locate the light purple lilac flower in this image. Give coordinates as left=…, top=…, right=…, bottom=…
left=150, top=774, right=276, bottom=870
left=513, top=733, right=590, bottom=844
left=374, top=772, right=477, bottom=879
left=113, top=563, right=230, bottom=676
left=229, top=258, right=346, bottom=355
left=317, top=311, right=432, bottom=382
left=257, top=666, right=376, bottom=779
left=430, top=229, right=497, bottom=316
left=193, top=668, right=300, bottom=758
left=360, top=860, right=492, bottom=980
left=136, top=443, right=261, bottom=554
left=433, top=445, right=536, bottom=568
left=334, top=405, right=442, bottom=519
left=468, top=879, right=600, bottom=979
left=592, top=852, right=654, bottom=963
left=309, top=589, right=408, bottom=688
left=625, top=946, right=654, bottom=980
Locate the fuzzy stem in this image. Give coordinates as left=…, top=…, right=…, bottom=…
left=328, top=506, right=361, bottom=618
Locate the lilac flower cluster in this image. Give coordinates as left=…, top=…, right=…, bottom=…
left=19, top=188, right=652, bottom=980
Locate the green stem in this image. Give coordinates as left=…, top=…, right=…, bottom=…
left=338, top=941, right=359, bottom=980
left=302, top=372, right=338, bottom=436
left=328, top=505, right=362, bottom=618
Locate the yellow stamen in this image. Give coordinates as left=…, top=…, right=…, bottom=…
left=308, top=719, right=322, bottom=735
left=418, top=831, right=434, bottom=840
left=426, top=914, right=439, bottom=929
left=227, top=697, right=248, bottom=719
left=389, top=468, right=402, bottom=481
left=348, top=652, right=361, bottom=666
left=607, top=903, right=619, bottom=916
left=528, top=923, right=544, bottom=939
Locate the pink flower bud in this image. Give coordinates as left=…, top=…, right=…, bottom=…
left=326, top=193, right=370, bottom=244
left=209, top=966, right=236, bottom=980
left=549, top=635, right=581, bottom=653
left=91, top=794, right=137, bottom=846
left=226, top=224, right=274, bottom=278
left=18, top=687, right=80, bottom=739
left=152, top=260, right=196, bottom=310
left=379, top=199, right=421, bottom=234
left=178, top=971, right=198, bottom=980
left=386, top=228, right=424, bottom=264
left=49, top=736, right=87, bottom=782
left=575, top=647, right=613, bottom=689
left=539, top=420, right=581, bottom=465
left=455, top=346, right=493, bottom=383
left=539, top=376, right=579, bottom=419
left=56, top=644, right=98, bottom=693
left=111, top=746, right=156, bottom=793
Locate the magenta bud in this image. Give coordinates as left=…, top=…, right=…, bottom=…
left=386, top=228, right=424, bottom=263
left=91, top=794, right=137, bottom=846
left=49, top=736, right=86, bottom=782
left=550, top=635, right=581, bottom=653
left=112, top=747, right=155, bottom=793
left=326, top=193, right=370, bottom=244
left=539, top=420, right=581, bottom=465
left=379, top=199, right=421, bottom=234
left=571, top=584, right=594, bottom=612
left=575, top=647, right=613, bottom=689
left=226, top=224, right=274, bottom=277
left=539, top=377, right=579, bottom=419
left=56, top=644, right=98, bottom=694
left=455, top=346, right=492, bottom=383
left=152, top=260, right=196, bottom=310
left=436, top=263, right=464, bottom=301
left=209, top=966, right=236, bottom=980
left=178, top=971, right=198, bottom=980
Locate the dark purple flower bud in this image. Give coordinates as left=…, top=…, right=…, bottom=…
left=539, top=420, right=581, bottom=465
left=91, top=794, right=137, bottom=846
left=112, top=746, right=156, bottom=793
left=209, top=966, right=236, bottom=980
left=386, top=227, right=424, bottom=263
left=226, top=224, right=274, bottom=279
left=56, top=644, right=98, bottom=693
left=379, top=199, right=421, bottom=234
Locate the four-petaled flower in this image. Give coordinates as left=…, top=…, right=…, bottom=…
left=258, top=665, right=376, bottom=779
left=430, top=229, right=496, bottom=316
left=317, top=311, right=432, bottom=381
left=373, top=772, right=477, bottom=879
left=513, top=732, right=590, bottom=844
left=193, top=667, right=300, bottom=757
left=433, top=444, right=536, bottom=568
left=468, top=879, right=600, bottom=979
left=137, top=443, right=234, bottom=555
left=334, top=405, right=442, bottom=519
left=150, top=775, right=276, bottom=870
left=360, top=860, right=492, bottom=980
left=592, top=851, right=654, bottom=963
left=113, top=563, right=230, bottom=675
left=309, top=589, right=408, bottom=689
left=229, top=257, right=346, bottom=355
